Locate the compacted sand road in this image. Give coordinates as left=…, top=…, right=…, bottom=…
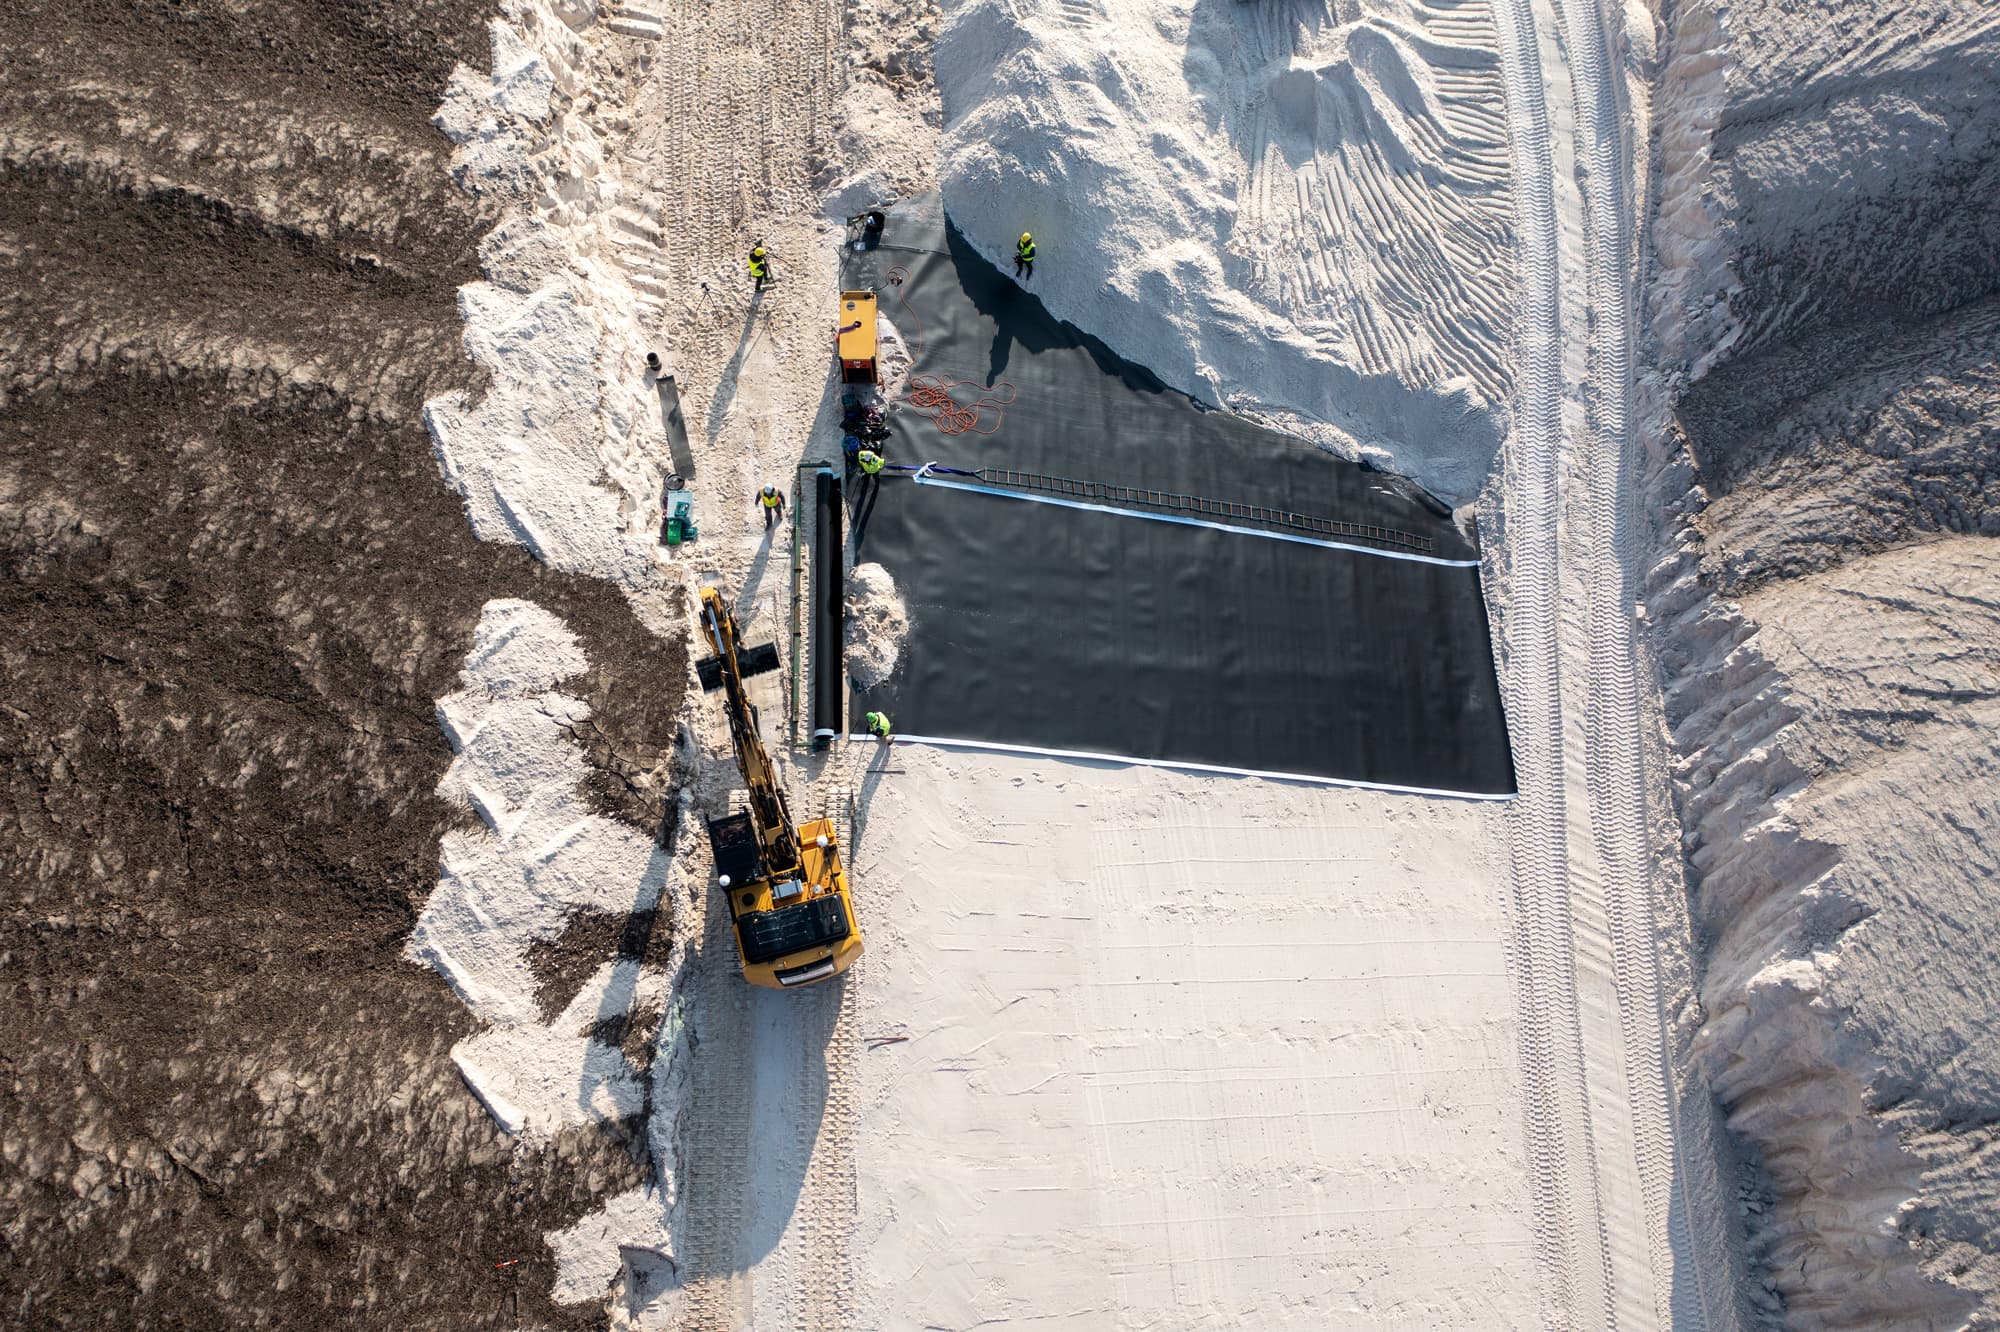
left=1487, top=0, right=1744, bottom=1325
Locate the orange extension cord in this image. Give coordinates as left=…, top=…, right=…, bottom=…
left=887, top=263, right=1019, bottom=437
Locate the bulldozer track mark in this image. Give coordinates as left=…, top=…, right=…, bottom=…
left=645, top=0, right=842, bottom=296
left=796, top=987, right=862, bottom=1328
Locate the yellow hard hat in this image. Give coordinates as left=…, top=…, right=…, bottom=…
left=1020, top=232, right=1032, bottom=243
left=752, top=245, right=767, bottom=257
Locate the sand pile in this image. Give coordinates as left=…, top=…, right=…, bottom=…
left=843, top=561, right=908, bottom=688
left=1644, top=0, right=2000, bottom=1319
left=425, top=7, right=679, bottom=588
left=824, top=0, right=943, bottom=215
left=874, top=313, right=915, bottom=401
left=417, top=1, right=715, bottom=1297
left=1647, top=525, right=2000, bottom=1328
left=408, top=597, right=695, bottom=1301
left=932, top=0, right=1517, bottom=503
left=408, top=599, right=673, bottom=1138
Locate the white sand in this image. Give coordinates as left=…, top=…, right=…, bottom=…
left=842, top=562, right=907, bottom=689
left=405, top=600, right=669, bottom=1133
left=1648, top=524, right=2000, bottom=1327
left=1464, top=0, right=1759, bottom=1321
left=843, top=748, right=1539, bottom=1328
left=426, top=10, right=679, bottom=595
left=415, top=1, right=727, bottom=1297
left=934, top=0, right=1518, bottom=504
left=1642, top=1, right=2000, bottom=1320
left=403, top=598, right=697, bottom=1297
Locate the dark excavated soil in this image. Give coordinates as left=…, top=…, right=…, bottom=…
left=0, top=2, right=685, bottom=1328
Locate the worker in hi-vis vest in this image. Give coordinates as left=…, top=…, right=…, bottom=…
left=758, top=483, right=785, bottom=529
left=865, top=711, right=893, bottom=741
left=748, top=243, right=773, bottom=291
left=1015, top=232, right=1036, bottom=279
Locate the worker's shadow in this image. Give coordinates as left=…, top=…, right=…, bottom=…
left=943, top=220, right=1174, bottom=398
left=847, top=474, right=882, bottom=553
left=703, top=299, right=768, bottom=446
left=735, top=532, right=777, bottom=622
left=850, top=739, right=898, bottom=854
left=939, top=222, right=1070, bottom=388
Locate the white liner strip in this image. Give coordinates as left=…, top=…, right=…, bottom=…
left=909, top=472, right=1483, bottom=568
left=851, top=732, right=1518, bottom=802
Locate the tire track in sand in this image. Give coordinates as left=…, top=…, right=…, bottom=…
left=1487, top=0, right=1615, bottom=1319
left=1489, top=0, right=1727, bottom=1325
left=1557, top=0, right=1722, bottom=1322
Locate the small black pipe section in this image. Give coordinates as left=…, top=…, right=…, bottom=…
left=659, top=375, right=690, bottom=466
left=811, top=469, right=844, bottom=748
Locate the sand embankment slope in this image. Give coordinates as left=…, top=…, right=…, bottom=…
left=1642, top=0, right=2000, bottom=1322
left=932, top=0, right=1518, bottom=504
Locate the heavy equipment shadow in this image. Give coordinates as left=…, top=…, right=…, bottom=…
left=574, top=839, right=678, bottom=1134
left=652, top=875, right=845, bottom=1315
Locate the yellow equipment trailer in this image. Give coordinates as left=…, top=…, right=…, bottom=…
left=695, top=586, right=863, bottom=988
left=837, top=290, right=879, bottom=385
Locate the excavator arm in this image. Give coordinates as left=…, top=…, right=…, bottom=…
left=694, top=583, right=864, bottom=989
left=696, top=587, right=802, bottom=877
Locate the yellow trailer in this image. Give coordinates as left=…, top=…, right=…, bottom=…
left=837, top=290, right=879, bottom=385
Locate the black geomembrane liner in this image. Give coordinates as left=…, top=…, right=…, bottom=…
left=841, top=196, right=1514, bottom=794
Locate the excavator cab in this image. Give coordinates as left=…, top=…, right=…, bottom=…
left=715, top=814, right=859, bottom=987
left=695, top=586, right=864, bottom=988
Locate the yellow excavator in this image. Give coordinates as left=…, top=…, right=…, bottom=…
left=695, top=586, right=863, bottom=988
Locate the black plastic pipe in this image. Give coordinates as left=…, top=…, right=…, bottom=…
left=812, top=469, right=843, bottom=748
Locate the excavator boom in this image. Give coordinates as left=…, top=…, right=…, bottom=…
left=700, top=593, right=801, bottom=875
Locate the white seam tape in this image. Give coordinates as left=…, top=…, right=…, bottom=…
left=845, top=732, right=1516, bottom=801
left=909, top=474, right=1481, bottom=568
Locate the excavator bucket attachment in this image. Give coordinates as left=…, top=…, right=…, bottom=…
left=697, top=641, right=781, bottom=691
left=706, top=811, right=765, bottom=886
